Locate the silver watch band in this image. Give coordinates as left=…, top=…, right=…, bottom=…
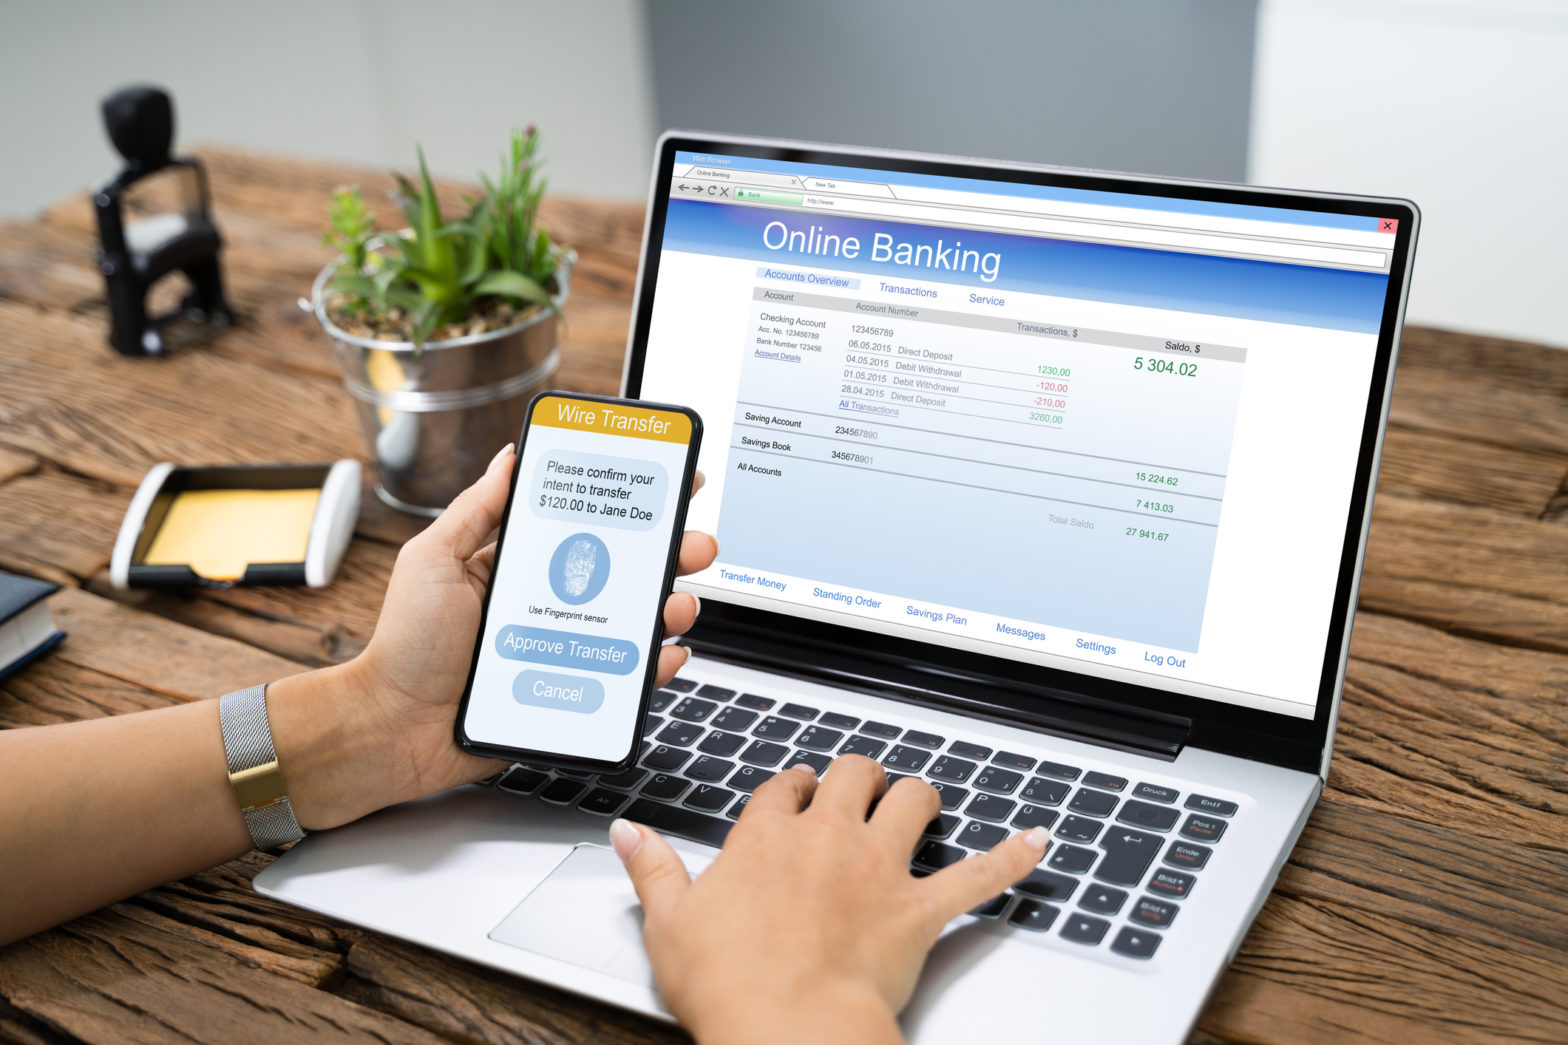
left=218, top=684, right=305, bottom=850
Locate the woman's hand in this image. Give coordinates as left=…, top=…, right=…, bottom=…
left=610, top=756, right=1050, bottom=1044
left=270, top=443, right=719, bottom=830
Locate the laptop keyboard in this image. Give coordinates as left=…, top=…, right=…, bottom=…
left=492, top=676, right=1240, bottom=963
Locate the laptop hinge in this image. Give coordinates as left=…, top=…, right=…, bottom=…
left=685, top=625, right=1190, bottom=761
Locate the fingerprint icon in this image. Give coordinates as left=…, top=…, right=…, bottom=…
left=548, top=532, right=611, bottom=605
left=562, top=538, right=597, bottom=597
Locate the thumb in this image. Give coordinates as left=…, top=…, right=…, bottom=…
left=610, top=818, right=691, bottom=918
left=421, top=443, right=515, bottom=560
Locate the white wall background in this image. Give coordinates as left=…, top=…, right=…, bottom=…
left=0, top=0, right=657, bottom=219
left=1250, top=0, right=1568, bottom=347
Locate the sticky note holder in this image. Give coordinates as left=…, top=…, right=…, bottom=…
left=110, top=461, right=360, bottom=589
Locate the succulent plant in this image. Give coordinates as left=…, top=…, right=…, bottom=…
left=323, top=127, right=560, bottom=346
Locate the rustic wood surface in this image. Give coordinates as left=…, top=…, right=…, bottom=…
left=0, top=148, right=1564, bottom=1044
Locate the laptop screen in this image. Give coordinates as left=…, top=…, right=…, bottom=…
left=635, top=143, right=1404, bottom=722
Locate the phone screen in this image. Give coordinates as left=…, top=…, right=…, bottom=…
left=458, top=393, right=701, bottom=768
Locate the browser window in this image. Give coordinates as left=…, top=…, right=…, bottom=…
left=640, top=150, right=1395, bottom=719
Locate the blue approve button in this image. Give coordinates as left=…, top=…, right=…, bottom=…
left=514, top=671, right=605, bottom=714
left=494, top=624, right=641, bottom=676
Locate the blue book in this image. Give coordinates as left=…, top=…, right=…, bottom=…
left=0, top=570, right=65, bottom=683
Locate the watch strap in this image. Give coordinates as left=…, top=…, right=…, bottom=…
left=219, top=684, right=305, bottom=850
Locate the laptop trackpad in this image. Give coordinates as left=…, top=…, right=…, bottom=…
left=488, top=843, right=677, bottom=987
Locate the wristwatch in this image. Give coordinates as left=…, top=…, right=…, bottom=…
left=218, top=684, right=305, bottom=849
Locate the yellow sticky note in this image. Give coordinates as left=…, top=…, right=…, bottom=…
left=143, top=488, right=322, bottom=581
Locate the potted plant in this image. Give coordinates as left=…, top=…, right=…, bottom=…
left=308, top=127, right=571, bottom=515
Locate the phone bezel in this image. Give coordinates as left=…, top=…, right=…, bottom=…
left=453, top=389, right=704, bottom=773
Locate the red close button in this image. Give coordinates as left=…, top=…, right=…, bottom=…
left=1377, top=217, right=1400, bottom=234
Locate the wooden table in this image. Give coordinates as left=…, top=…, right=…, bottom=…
left=1, top=150, right=1564, bottom=1044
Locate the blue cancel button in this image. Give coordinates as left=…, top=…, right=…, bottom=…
left=514, top=671, right=605, bottom=714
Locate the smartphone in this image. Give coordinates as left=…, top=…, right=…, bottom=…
left=455, top=391, right=703, bottom=772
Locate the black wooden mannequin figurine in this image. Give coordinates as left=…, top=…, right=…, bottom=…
left=93, top=85, right=234, bottom=356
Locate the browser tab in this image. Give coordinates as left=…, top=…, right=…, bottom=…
left=690, top=167, right=803, bottom=189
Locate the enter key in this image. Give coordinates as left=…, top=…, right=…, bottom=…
left=1095, top=827, right=1163, bottom=886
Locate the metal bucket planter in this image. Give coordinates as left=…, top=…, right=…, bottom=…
left=309, top=255, right=570, bottom=516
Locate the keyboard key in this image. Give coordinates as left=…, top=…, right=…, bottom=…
left=726, top=794, right=751, bottom=819
left=957, top=821, right=1009, bottom=851
left=1060, top=913, right=1110, bottom=945
left=901, top=729, right=944, bottom=749
left=496, top=767, right=548, bottom=795
left=796, top=725, right=844, bottom=751
left=926, top=756, right=977, bottom=784
left=624, top=798, right=731, bottom=848
left=656, top=721, right=703, bottom=747
left=687, top=756, right=736, bottom=782
left=663, top=677, right=698, bottom=693
left=1055, top=815, right=1103, bottom=844
left=882, top=745, right=931, bottom=772
left=741, top=739, right=789, bottom=766
left=685, top=784, right=736, bottom=813
left=752, top=716, right=800, bottom=741
left=1118, top=800, right=1180, bottom=832
left=1095, top=827, right=1163, bottom=886
left=964, top=794, right=1017, bottom=823
left=578, top=788, right=629, bottom=816
left=1078, top=884, right=1128, bottom=915
left=1047, top=844, right=1097, bottom=874
left=1034, top=760, right=1081, bottom=781
left=1020, top=777, right=1071, bottom=805
left=539, top=777, right=587, bottom=805
left=839, top=735, right=888, bottom=759
left=1148, top=867, right=1196, bottom=899
left=1007, top=898, right=1060, bottom=933
left=1011, top=804, right=1059, bottom=831
left=697, top=730, right=746, bottom=757
left=1180, top=814, right=1227, bottom=843
left=931, top=782, right=969, bottom=811
left=819, top=712, right=859, bottom=729
left=778, top=702, right=819, bottom=720
left=974, top=767, right=1023, bottom=795
left=670, top=697, right=718, bottom=723
left=1084, top=771, right=1127, bottom=792
left=1133, top=782, right=1180, bottom=804
left=923, top=813, right=961, bottom=838
left=1185, top=793, right=1238, bottom=817
left=860, top=721, right=901, bottom=738
left=648, top=689, right=677, bottom=713
left=735, top=693, right=775, bottom=710
left=641, top=773, right=690, bottom=802
left=912, top=840, right=966, bottom=871
left=599, top=767, right=648, bottom=791
left=728, top=765, right=776, bottom=792
left=641, top=715, right=664, bottom=738
left=969, top=893, right=1011, bottom=919
left=643, top=745, right=692, bottom=771
left=1164, top=840, right=1211, bottom=870
left=1131, top=896, right=1179, bottom=929
left=1068, top=789, right=1119, bottom=818
left=557, top=769, right=594, bottom=779
left=949, top=740, right=992, bottom=760
left=1111, top=926, right=1161, bottom=960
left=1013, top=869, right=1079, bottom=902
left=784, top=750, right=832, bottom=775
left=696, top=684, right=736, bottom=702
left=991, top=751, right=1035, bottom=770
left=711, top=706, right=759, bottom=733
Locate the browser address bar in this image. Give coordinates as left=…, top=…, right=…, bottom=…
left=732, top=187, right=1388, bottom=270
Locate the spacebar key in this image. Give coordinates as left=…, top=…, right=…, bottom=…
left=624, top=799, right=732, bottom=849
left=1095, top=827, right=1163, bottom=886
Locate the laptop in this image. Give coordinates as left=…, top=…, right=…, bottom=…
left=256, top=132, right=1418, bottom=1042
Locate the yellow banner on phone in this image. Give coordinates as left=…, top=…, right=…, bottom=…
left=531, top=395, right=692, bottom=444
